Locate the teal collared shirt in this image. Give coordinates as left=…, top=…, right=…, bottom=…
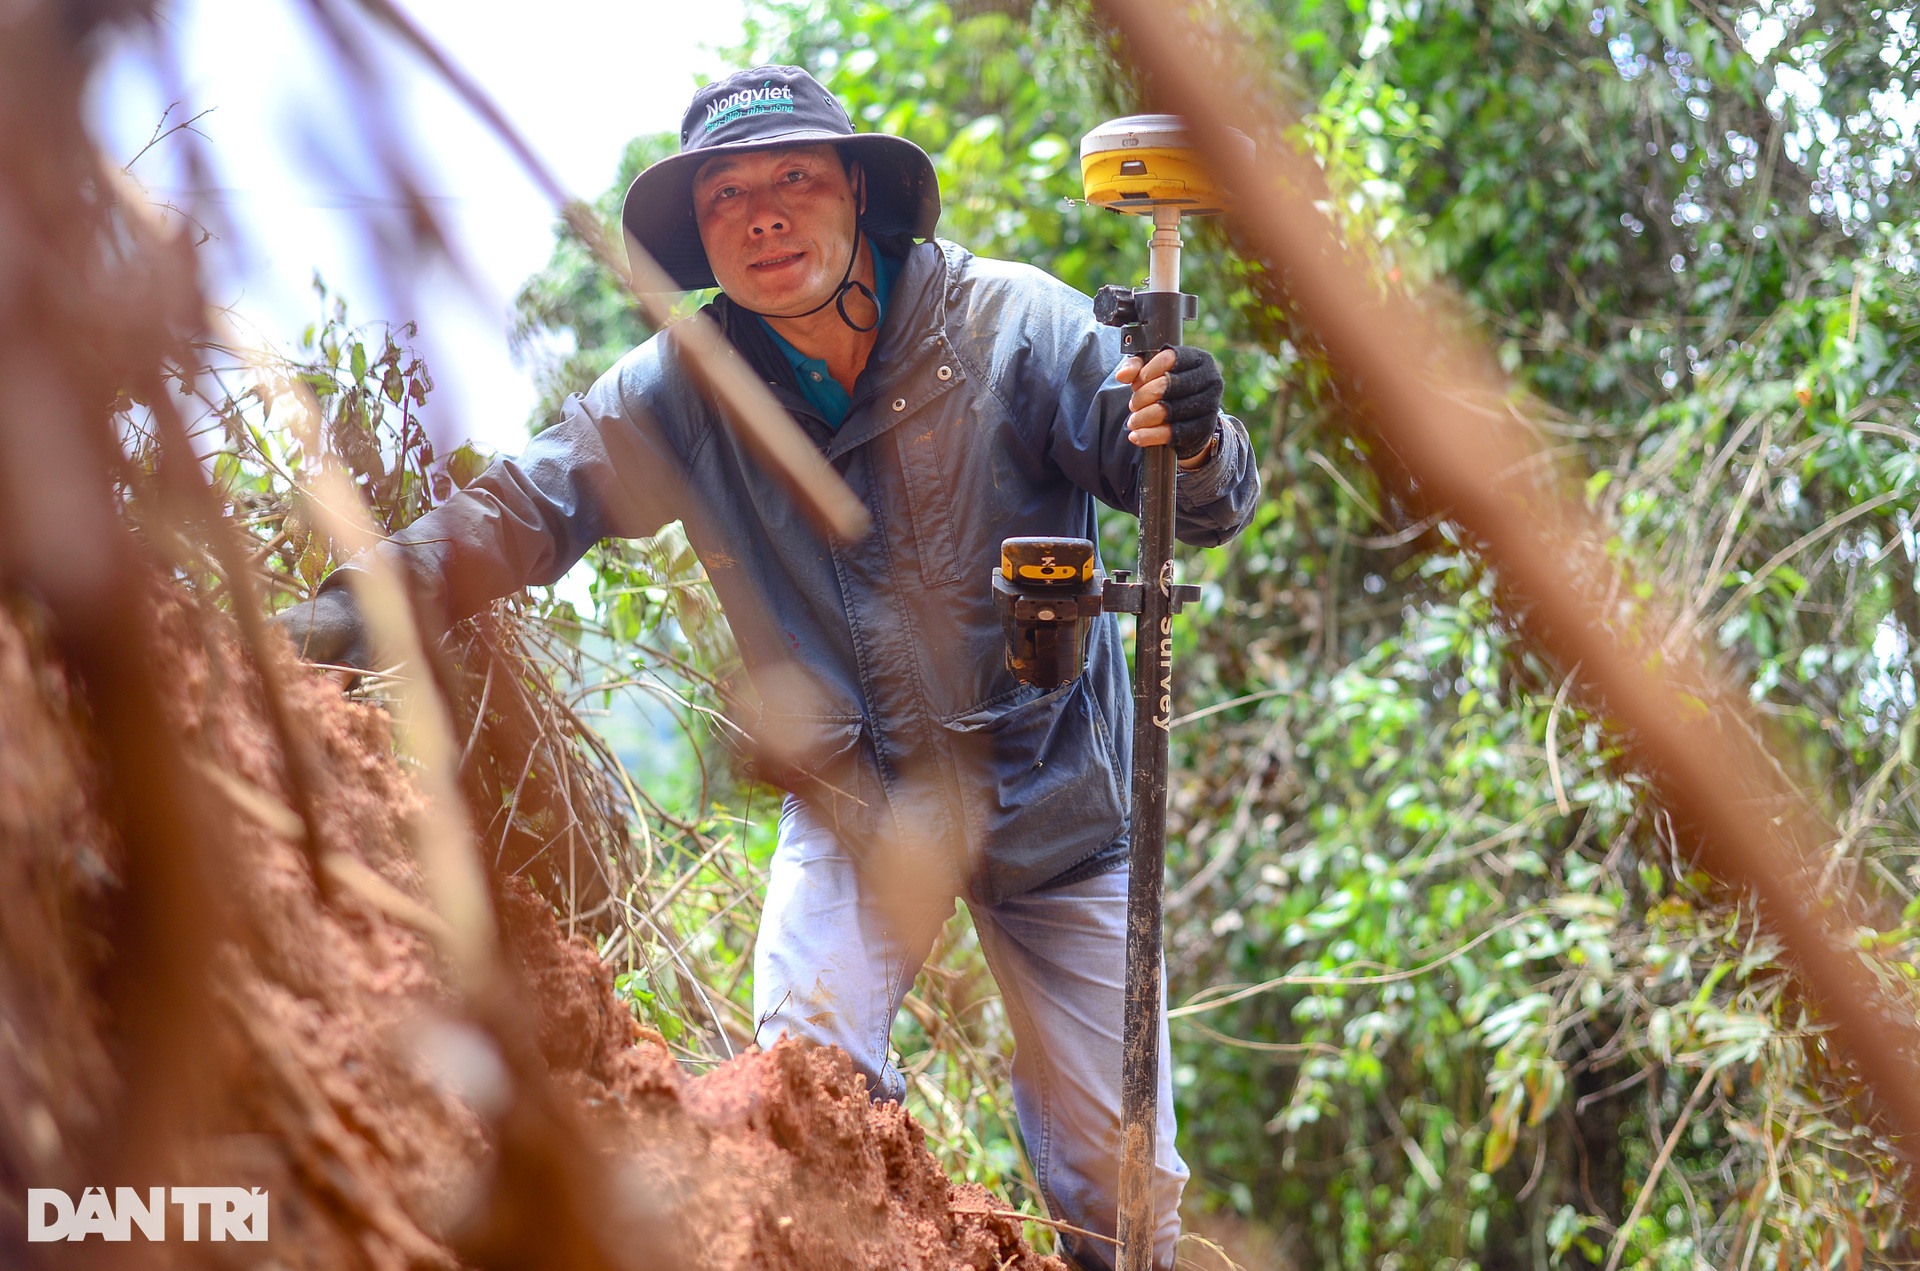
left=757, top=238, right=897, bottom=428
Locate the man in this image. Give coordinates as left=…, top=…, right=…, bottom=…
left=279, top=65, right=1258, bottom=1269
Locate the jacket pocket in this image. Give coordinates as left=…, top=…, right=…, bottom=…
left=746, top=714, right=882, bottom=839
left=940, top=678, right=1126, bottom=896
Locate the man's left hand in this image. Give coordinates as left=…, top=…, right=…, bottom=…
left=1115, top=345, right=1224, bottom=469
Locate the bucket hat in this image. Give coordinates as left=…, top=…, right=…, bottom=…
left=622, top=65, right=942, bottom=291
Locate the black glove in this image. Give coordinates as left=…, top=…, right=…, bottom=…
left=1159, top=345, right=1225, bottom=460
left=270, top=584, right=374, bottom=671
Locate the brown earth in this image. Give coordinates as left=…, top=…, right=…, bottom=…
left=0, top=590, right=1065, bottom=1271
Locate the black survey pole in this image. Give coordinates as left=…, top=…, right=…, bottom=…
left=1114, top=203, right=1185, bottom=1271
left=1078, top=114, right=1240, bottom=1269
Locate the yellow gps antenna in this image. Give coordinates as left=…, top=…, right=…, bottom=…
left=1080, top=113, right=1249, bottom=1271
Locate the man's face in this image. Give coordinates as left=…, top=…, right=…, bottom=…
left=693, top=144, right=861, bottom=317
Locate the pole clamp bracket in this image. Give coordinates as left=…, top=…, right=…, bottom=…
left=1093, top=287, right=1199, bottom=357
left=1101, top=571, right=1142, bottom=613
left=1101, top=572, right=1202, bottom=615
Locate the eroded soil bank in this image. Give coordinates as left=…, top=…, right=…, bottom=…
left=0, top=592, right=1063, bottom=1271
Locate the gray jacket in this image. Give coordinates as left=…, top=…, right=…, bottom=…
left=355, top=238, right=1260, bottom=903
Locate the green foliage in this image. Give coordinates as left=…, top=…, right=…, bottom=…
left=192, top=275, right=483, bottom=597
left=513, top=135, right=678, bottom=427
left=510, top=0, right=1920, bottom=1265
left=1156, top=0, right=1920, bottom=1264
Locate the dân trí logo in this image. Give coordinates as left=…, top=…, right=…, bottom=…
left=27, top=1187, right=269, bottom=1242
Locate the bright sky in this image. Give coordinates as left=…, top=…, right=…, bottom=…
left=87, top=0, right=746, bottom=454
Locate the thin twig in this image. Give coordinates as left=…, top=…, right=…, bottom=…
left=1707, top=491, right=1904, bottom=631
left=950, top=1208, right=1122, bottom=1249
left=1602, top=1065, right=1717, bottom=1271
left=1170, top=909, right=1543, bottom=1018
left=1545, top=664, right=1579, bottom=818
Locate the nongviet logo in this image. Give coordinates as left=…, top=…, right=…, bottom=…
left=705, top=80, right=796, bottom=130
left=27, top=1187, right=268, bottom=1242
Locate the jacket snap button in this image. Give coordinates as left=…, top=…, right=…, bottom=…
left=892, top=398, right=907, bottom=411
left=936, top=365, right=952, bottom=381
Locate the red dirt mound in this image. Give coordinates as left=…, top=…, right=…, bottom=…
left=0, top=592, right=1064, bottom=1271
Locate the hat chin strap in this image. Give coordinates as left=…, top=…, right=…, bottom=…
left=739, top=226, right=878, bottom=334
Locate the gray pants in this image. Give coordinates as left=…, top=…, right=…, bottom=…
left=753, top=795, right=1188, bottom=1270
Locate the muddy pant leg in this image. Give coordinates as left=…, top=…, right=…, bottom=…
left=970, top=864, right=1188, bottom=1271
left=752, top=794, right=954, bottom=1102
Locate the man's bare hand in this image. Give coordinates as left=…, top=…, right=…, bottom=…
left=1115, top=345, right=1225, bottom=469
